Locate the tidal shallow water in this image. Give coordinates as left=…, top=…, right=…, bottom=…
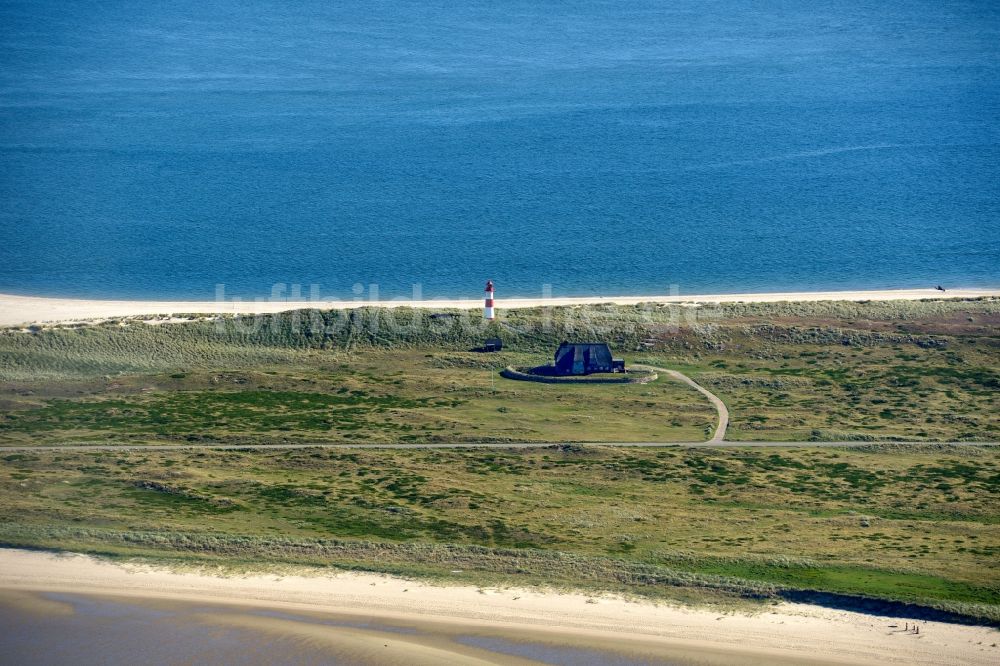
left=0, top=591, right=802, bottom=665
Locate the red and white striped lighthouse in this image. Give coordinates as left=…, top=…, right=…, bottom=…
left=484, top=280, right=495, bottom=320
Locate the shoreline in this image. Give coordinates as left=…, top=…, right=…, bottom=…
left=1, top=548, right=996, bottom=665
left=0, top=287, right=998, bottom=328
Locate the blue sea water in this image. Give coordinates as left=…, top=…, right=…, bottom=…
left=0, top=0, right=998, bottom=300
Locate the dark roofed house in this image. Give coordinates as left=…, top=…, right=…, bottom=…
left=553, top=342, right=625, bottom=375
left=483, top=337, right=503, bottom=352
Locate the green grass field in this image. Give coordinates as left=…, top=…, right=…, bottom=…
left=0, top=298, right=998, bottom=620
left=0, top=350, right=714, bottom=445
left=1, top=298, right=997, bottom=444
left=1, top=444, right=997, bottom=619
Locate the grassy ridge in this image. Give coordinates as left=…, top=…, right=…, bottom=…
left=2, top=297, right=997, bottom=379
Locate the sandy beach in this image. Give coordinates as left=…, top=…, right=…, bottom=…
left=0, top=288, right=997, bottom=328
left=0, top=549, right=995, bottom=665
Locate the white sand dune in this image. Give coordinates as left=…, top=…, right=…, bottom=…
left=0, top=288, right=997, bottom=328
left=0, top=549, right=995, bottom=665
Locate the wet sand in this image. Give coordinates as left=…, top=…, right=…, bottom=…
left=1, top=549, right=996, bottom=665
left=0, top=590, right=807, bottom=666
left=1, top=288, right=997, bottom=328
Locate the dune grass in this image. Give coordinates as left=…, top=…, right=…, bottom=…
left=1, top=297, right=998, bottom=444
left=1, top=444, right=997, bottom=620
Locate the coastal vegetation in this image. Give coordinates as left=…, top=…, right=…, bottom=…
left=0, top=444, right=997, bottom=621
left=1, top=297, right=996, bottom=444
left=0, top=350, right=713, bottom=445
left=0, top=298, right=997, bottom=621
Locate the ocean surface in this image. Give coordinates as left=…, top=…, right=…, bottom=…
left=0, top=0, right=998, bottom=300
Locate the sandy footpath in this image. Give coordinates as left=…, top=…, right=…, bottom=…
left=0, top=288, right=997, bottom=328
left=0, top=549, right=995, bottom=665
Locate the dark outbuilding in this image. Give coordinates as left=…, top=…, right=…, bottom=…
left=554, top=342, right=625, bottom=375
left=483, top=337, right=503, bottom=352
